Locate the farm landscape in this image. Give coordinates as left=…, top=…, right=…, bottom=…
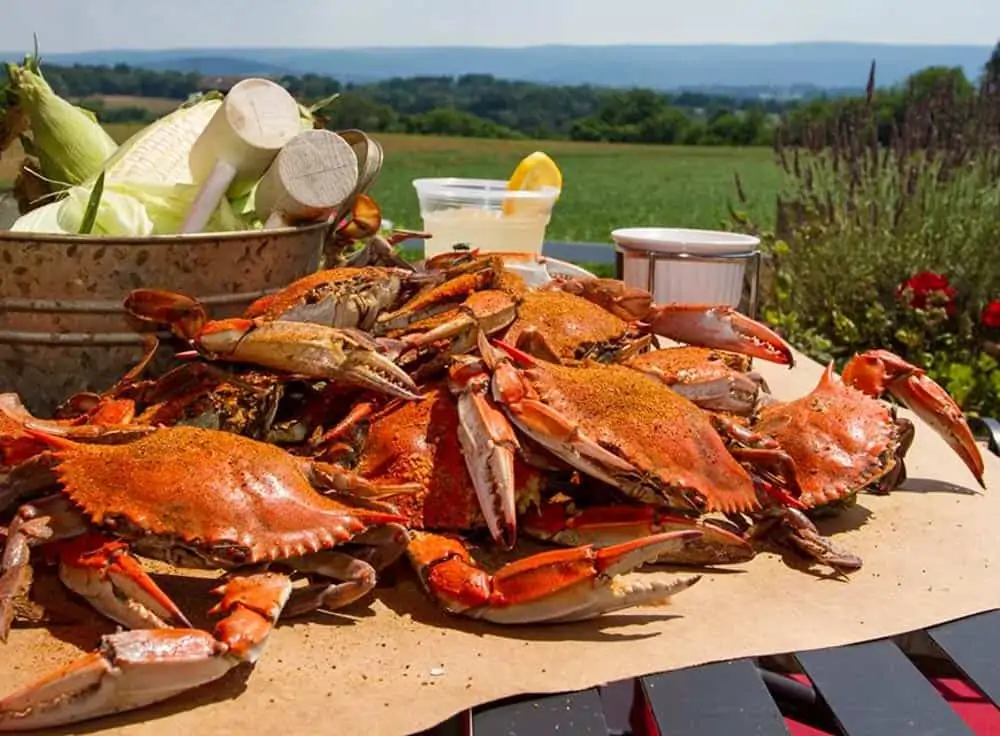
left=2, top=45, right=1000, bottom=422
left=2, top=30, right=1000, bottom=735
left=0, top=128, right=783, bottom=240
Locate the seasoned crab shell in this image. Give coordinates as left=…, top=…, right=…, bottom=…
left=494, top=356, right=761, bottom=515
left=502, top=290, right=637, bottom=362
left=244, top=267, right=410, bottom=330
left=752, top=366, right=901, bottom=507
left=46, top=426, right=397, bottom=565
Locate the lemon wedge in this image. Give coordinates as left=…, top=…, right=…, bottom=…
left=503, top=151, right=562, bottom=215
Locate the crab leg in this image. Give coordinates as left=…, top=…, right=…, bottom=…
left=282, top=524, right=409, bottom=616
left=448, top=356, right=521, bottom=551
left=747, top=507, right=864, bottom=573
left=520, top=503, right=755, bottom=566
left=0, top=496, right=89, bottom=641
left=0, top=497, right=188, bottom=642
left=552, top=279, right=794, bottom=365
left=306, top=458, right=423, bottom=500
left=406, top=530, right=702, bottom=625
left=0, top=572, right=293, bottom=732
left=841, top=350, right=985, bottom=488
left=0, top=453, right=60, bottom=515
left=2, top=394, right=152, bottom=466
left=54, top=533, right=192, bottom=631
left=643, top=304, right=794, bottom=365
left=194, top=319, right=421, bottom=400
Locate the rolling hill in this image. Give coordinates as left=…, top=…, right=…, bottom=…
left=2, top=42, right=993, bottom=92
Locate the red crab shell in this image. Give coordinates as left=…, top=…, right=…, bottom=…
left=752, top=364, right=901, bottom=507
left=498, top=356, right=761, bottom=515
left=351, top=385, right=543, bottom=531
left=42, top=426, right=400, bottom=564
left=501, top=289, right=639, bottom=362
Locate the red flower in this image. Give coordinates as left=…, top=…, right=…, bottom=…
left=896, top=271, right=957, bottom=316
left=982, top=301, right=1000, bottom=328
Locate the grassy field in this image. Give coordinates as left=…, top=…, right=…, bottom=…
left=76, top=95, right=184, bottom=113
left=1, top=122, right=784, bottom=242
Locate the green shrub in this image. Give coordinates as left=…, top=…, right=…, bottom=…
left=732, top=63, right=1000, bottom=417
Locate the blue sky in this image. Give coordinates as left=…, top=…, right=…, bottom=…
left=2, top=0, right=998, bottom=52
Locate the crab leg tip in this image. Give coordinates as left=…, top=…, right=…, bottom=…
left=501, top=522, right=517, bottom=550
left=58, top=540, right=195, bottom=630
left=0, top=630, right=234, bottom=732
left=595, top=530, right=705, bottom=576
left=646, top=304, right=795, bottom=365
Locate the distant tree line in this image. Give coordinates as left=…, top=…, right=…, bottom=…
left=41, top=41, right=1000, bottom=147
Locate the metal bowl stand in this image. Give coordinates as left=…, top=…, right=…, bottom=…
left=613, top=246, right=763, bottom=319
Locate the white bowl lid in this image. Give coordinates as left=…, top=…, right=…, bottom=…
left=611, top=227, right=760, bottom=255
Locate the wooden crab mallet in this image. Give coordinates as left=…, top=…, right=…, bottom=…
left=180, top=78, right=303, bottom=234
left=253, top=128, right=360, bottom=229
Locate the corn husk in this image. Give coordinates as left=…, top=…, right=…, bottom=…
left=1, top=55, right=118, bottom=188
left=10, top=96, right=251, bottom=236
left=10, top=180, right=245, bottom=236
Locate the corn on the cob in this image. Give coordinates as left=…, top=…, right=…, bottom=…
left=11, top=97, right=251, bottom=236
left=2, top=57, right=118, bottom=188
left=95, top=97, right=223, bottom=187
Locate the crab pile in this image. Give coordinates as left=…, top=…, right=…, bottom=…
left=0, top=232, right=986, bottom=730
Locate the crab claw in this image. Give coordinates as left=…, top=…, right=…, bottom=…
left=123, top=289, right=208, bottom=342
left=55, top=534, right=193, bottom=631
left=842, top=350, right=985, bottom=489
left=520, top=503, right=755, bottom=567
left=643, top=304, right=795, bottom=366
left=406, top=530, right=702, bottom=625
left=335, top=193, right=383, bottom=242
left=376, top=259, right=500, bottom=332
left=0, top=572, right=291, bottom=731
left=625, top=347, right=767, bottom=416
left=448, top=357, right=520, bottom=551
left=0, top=630, right=233, bottom=731
left=194, top=319, right=421, bottom=401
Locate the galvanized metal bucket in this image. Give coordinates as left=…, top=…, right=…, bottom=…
left=0, top=221, right=333, bottom=416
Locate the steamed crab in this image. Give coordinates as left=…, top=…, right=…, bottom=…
left=321, top=374, right=730, bottom=624
left=703, top=351, right=987, bottom=569
left=0, top=423, right=414, bottom=731
left=377, top=250, right=796, bottom=371
left=435, top=333, right=847, bottom=565
left=117, top=255, right=509, bottom=399
left=123, top=287, right=421, bottom=401
left=463, top=333, right=981, bottom=573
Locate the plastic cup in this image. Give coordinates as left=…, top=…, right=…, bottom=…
left=611, top=228, right=761, bottom=309
left=412, top=177, right=559, bottom=259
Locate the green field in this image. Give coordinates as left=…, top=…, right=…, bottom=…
left=2, top=124, right=784, bottom=242
left=372, top=136, right=783, bottom=242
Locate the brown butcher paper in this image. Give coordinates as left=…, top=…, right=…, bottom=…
left=2, top=348, right=997, bottom=736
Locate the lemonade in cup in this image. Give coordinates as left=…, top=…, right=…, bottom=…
left=412, top=152, right=562, bottom=259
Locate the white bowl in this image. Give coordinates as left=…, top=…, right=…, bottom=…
left=610, top=228, right=758, bottom=308
left=610, top=227, right=760, bottom=255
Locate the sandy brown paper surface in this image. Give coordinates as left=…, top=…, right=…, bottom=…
left=2, top=348, right=998, bottom=736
